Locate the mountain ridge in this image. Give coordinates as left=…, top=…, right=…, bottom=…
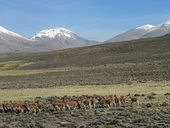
left=105, top=20, right=170, bottom=43
left=1, top=19, right=170, bottom=53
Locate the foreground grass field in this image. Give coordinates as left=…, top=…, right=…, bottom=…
left=0, top=81, right=169, bottom=101
left=0, top=81, right=169, bottom=128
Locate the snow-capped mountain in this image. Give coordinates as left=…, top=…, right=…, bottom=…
left=142, top=20, right=170, bottom=38
left=0, top=26, right=23, bottom=39
left=105, top=20, right=170, bottom=43
left=0, top=26, right=34, bottom=53
left=32, top=28, right=75, bottom=39
left=0, top=27, right=98, bottom=53
left=31, top=28, right=98, bottom=51
left=105, top=25, right=156, bottom=43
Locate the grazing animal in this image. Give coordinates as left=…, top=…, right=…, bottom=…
left=114, top=95, right=120, bottom=107
left=52, top=102, right=66, bottom=111
left=80, top=99, right=92, bottom=109
left=0, top=103, right=4, bottom=112
left=26, top=102, right=38, bottom=113
left=91, top=98, right=98, bottom=109
left=3, top=101, right=13, bottom=113
left=11, top=101, right=26, bottom=113
left=65, top=101, right=80, bottom=110
left=127, top=94, right=139, bottom=105
left=37, top=102, right=46, bottom=112
left=46, top=103, right=55, bottom=112
left=98, top=96, right=114, bottom=108
left=119, top=96, right=126, bottom=107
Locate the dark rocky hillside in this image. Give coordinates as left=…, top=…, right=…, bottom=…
left=0, top=35, right=170, bottom=89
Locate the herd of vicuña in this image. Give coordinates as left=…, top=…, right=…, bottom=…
left=0, top=94, right=139, bottom=113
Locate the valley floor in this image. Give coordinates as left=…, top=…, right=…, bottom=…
left=0, top=81, right=169, bottom=101
left=0, top=81, right=169, bottom=128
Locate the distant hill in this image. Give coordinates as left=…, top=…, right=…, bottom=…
left=105, top=20, right=170, bottom=43
left=0, top=34, right=170, bottom=89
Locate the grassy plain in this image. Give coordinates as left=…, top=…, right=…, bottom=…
left=0, top=81, right=169, bottom=102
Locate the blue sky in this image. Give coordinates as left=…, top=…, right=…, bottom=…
left=0, top=0, right=170, bottom=41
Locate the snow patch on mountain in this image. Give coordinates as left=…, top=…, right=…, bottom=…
left=136, top=24, right=155, bottom=30
left=0, top=26, right=23, bottom=38
left=31, top=28, right=75, bottom=40
left=164, top=20, right=170, bottom=25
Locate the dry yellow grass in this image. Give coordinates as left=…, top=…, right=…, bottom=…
left=0, top=81, right=169, bottom=102
left=0, top=64, right=81, bottom=76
